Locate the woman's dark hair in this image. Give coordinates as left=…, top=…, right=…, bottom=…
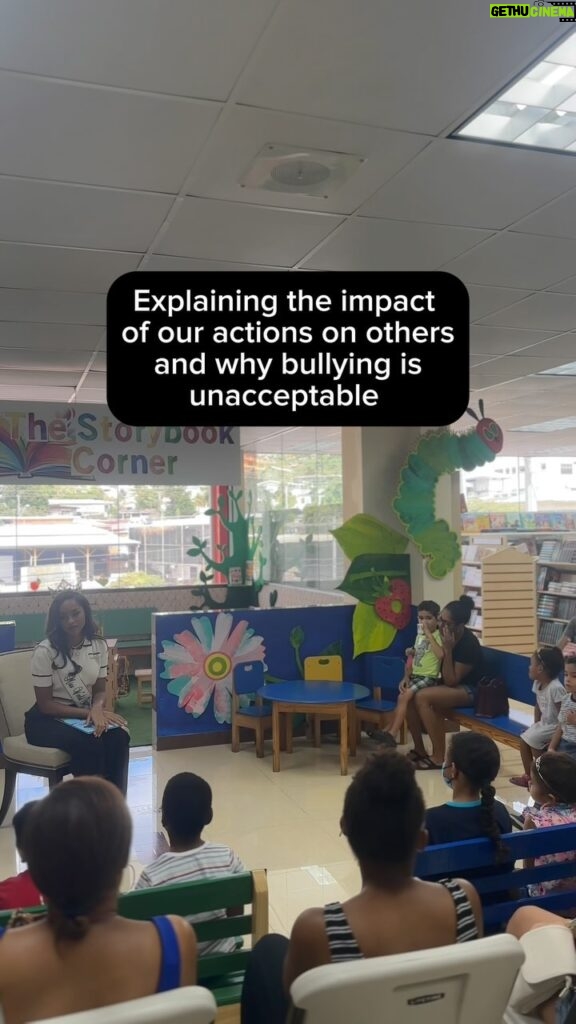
left=26, top=777, right=131, bottom=942
left=12, top=800, right=39, bottom=859
left=449, top=732, right=508, bottom=863
left=342, top=751, right=424, bottom=865
left=531, top=752, right=576, bottom=805
left=417, top=600, right=440, bottom=617
left=534, top=646, right=564, bottom=680
left=442, top=594, right=475, bottom=627
left=45, top=591, right=100, bottom=669
left=162, top=772, right=212, bottom=843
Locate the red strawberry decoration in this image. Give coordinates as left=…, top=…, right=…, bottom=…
left=30, top=579, right=41, bottom=591
left=374, top=579, right=411, bottom=629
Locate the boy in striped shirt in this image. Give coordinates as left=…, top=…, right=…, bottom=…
left=135, top=772, right=245, bottom=955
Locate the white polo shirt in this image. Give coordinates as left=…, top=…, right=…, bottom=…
left=31, top=637, right=108, bottom=706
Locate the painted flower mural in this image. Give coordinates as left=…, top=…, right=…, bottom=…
left=159, top=612, right=267, bottom=724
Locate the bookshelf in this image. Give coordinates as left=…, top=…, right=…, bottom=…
left=536, top=535, right=576, bottom=647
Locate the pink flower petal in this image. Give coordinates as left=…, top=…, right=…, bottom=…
left=178, top=674, right=215, bottom=716
left=221, top=619, right=248, bottom=658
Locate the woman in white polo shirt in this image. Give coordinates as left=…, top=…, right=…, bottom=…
left=25, top=592, right=130, bottom=795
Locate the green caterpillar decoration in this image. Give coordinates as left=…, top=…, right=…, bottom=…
left=393, top=401, right=503, bottom=580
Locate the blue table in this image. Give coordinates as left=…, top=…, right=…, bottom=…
left=257, top=681, right=369, bottom=775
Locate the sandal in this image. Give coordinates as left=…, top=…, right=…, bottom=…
left=406, top=749, right=428, bottom=764
left=509, top=774, right=530, bottom=788
left=414, top=754, right=443, bottom=771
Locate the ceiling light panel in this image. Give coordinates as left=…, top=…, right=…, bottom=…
left=455, top=34, right=576, bottom=153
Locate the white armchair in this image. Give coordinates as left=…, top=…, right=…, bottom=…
left=0, top=649, right=70, bottom=824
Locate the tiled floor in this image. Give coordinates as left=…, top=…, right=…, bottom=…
left=2, top=734, right=527, bottom=937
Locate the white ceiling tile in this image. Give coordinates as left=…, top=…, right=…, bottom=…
left=548, top=274, right=576, bottom=294
left=72, top=388, right=106, bottom=403
left=0, top=0, right=278, bottom=101
left=359, top=140, right=576, bottom=228
left=513, top=191, right=576, bottom=240
left=470, top=325, right=559, bottom=356
left=0, top=71, right=220, bottom=192
left=236, top=0, right=566, bottom=133
left=0, top=243, right=141, bottom=292
left=445, top=233, right=576, bottom=289
left=0, top=289, right=105, bottom=325
left=0, top=385, right=74, bottom=401
left=186, top=105, right=430, bottom=214
left=0, top=178, right=173, bottom=251
left=0, top=349, right=96, bottom=371
left=303, top=219, right=490, bottom=272
left=0, top=324, right=103, bottom=352
left=509, top=334, right=576, bottom=363
left=144, top=256, right=284, bottom=273
left=156, top=199, right=343, bottom=265
left=480, top=292, right=576, bottom=331
left=0, top=369, right=80, bottom=387
left=468, top=285, right=532, bottom=321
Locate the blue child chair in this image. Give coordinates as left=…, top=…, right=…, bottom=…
left=231, top=661, right=272, bottom=758
left=356, top=656, right=406, bottom=743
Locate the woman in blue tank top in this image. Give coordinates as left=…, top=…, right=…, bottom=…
left=0, top=778, right=197, bottom=1023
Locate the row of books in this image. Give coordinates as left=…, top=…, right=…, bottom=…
left=462, top=512, right=576, bottom=532
left=539, top=620, right=566, bottom=645
left=538, top=540, right=576, bottom=564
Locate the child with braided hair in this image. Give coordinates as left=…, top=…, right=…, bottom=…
left=425, top=732, right=511, bottom=861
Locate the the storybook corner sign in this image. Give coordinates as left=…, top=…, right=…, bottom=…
left=0, top=403, right=240, bottom=486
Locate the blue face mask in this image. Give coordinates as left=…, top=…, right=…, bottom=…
left=442, top=763, right=454, bottom=789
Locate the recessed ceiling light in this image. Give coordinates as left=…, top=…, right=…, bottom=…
left=453, top=30, right=576, bottom=153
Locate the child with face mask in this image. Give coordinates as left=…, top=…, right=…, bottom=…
left=425, top=732, right=512, bottom=856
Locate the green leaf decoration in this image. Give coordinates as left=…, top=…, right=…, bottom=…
left=321, top=640, right=343, bottom=657
left=337, top=553, right=410, bottom=605
left=352, top=603, right=396, bottom=658
left=289, top=626, right=305, bottom=650
left=331, top=514, right=408, bottom=561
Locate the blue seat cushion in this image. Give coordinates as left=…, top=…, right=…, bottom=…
left=454, top=705, right=531, bottom=737
left=236, top=705, right=271, bottom=719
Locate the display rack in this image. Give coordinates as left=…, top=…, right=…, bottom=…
left=480, top=547, right=536, bottom=654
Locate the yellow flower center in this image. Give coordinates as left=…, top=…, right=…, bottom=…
left=204, top=652, right=232, bottom=681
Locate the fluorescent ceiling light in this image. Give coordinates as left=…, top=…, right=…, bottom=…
left=538, top=360, right=576, bottom=376
left=454, top=32, right=576, bottom=153
left=511, top=417, right=576, bottom=432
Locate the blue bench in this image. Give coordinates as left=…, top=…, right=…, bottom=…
left=446, top=647, right=535, bottom=749
left=417, top=822, right=576, bottom=932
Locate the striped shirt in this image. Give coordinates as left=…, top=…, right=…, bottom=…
left=135, top=842, right=245, bottom=957
left=322, top=879, right=478, bottom=961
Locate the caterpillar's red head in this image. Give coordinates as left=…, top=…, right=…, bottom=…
left=466, top=400, right=503, bottom=453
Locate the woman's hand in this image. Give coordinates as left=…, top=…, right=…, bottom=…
left=87, top=707, right=128, bottom=737
left=405, top=646, right=415, bottom=658
left=440, top=624, right=456, bottom=650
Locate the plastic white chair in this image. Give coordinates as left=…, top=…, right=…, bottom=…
left=288, top=934, right=525, bottom=1024
left=34, top=987, right=217, bottom=1024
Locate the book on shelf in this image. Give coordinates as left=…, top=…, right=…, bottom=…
left=462, top=566, right=482, bottom=588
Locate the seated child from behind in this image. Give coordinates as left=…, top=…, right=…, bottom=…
left=524, top=751, right=576, bottom=906
left=372, top=600, right=443, bottom=748
left=0, top=801, right=42, bottom=910
left=135, top=772, right=245, bottom=955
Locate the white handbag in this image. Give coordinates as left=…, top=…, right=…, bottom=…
left=508, top=923, right=576, bottom=1015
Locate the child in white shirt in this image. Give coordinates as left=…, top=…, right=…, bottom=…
left=510, top=647, right=565, bottom=788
